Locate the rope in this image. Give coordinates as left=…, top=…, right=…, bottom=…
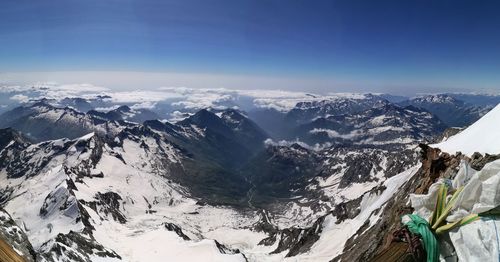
left=402, top=180, right=500, bottom=260
left=402, top=214, right=439, bottom=262
left=402, top=184, right=479, bottom=261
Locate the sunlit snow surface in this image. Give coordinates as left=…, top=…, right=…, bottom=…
left=433, top=104, right=500, bottom=156
left=0, top=129, right=420, bottom=261
left=0, top=134, right=250, bottom=261
left=296, top=165, right=420, bottom=260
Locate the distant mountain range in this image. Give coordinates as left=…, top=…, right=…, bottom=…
left=399, top=94, right=492, bottom=127
left=0, top=92, right=498, bottom=261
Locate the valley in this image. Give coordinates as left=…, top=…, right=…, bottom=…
left=0, top=92, right=498, bottom=261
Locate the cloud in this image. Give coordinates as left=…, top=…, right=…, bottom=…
left=130, top=101, right=157, bottom=110
left=168, top=110, right=193, bottom=122
left=32, top=82, right=109, bottom=99
left=9, top=94, right=30, bottom=103
left=104, top=90, right=183, bottom=104
left=264, top=138, right=332, bottom=151
left=171, top=92, right=235, bottom=110
left=105, top=86, right=317, bottom=111
left=0, top=85, right=33, bottom=93
left=93, top=105, right=121, bottom=112
left=0, top=71, right=342, bottom=93
left=0, top=80, right=378, bottom=113
left=1, top=82, right=109, bottom=100
left=155, top=87, right=359, bottom=112
left=3, top=70, right=496, bottom=97
left=310, top=128, right=361, bottom=139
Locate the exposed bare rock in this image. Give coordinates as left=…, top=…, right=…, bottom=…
left=333, top=145, right=498, bottom=261
left=0, top=208, right=36, bottom=262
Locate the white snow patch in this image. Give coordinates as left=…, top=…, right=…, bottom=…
left=433, top=104, right=500, bottom=156
left=298, top=165, right=420, bottom=260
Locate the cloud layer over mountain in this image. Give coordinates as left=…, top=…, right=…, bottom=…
left=0, top=83, right=383, bottom=113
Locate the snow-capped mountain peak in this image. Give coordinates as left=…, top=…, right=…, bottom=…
left=411, top=94, right=460, bottom=104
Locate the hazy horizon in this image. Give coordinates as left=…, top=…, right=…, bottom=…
left=2, top=2, right=500, bottom=261
left=3, top=70, right=497, bottom=96
left=2, top=0, right=500, bottom=94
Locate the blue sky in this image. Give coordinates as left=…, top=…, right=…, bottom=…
left=1, top=0, right=500, bottom=93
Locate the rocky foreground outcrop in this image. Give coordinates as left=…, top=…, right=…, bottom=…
left=332, top=144, right=500, bottom=261
left=0, top=208, right=36, bottom=262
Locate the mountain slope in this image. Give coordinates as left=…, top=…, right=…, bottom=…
left=88, top=105, right=160, bottom=123
left=295, top=103, right=446, bottom=148
left=247, top=94, right=390, bottom=140
left=0, top=130, right=249, bottom=262
left=175, top=109, right=268, bottom=167
left=327, top=104, right=500, bottom=261
left=285, top=94, right=389, bottom=125
left=0, top=128, right=30, bottom=152
left=0, top=97, right=462, bottom=261
left=0, top=104, right=270, bottom=205
left=399, top=94, right=491, bottom=127
left=0, top=102, right=127, bottom=142
left=59, top=97, right=94, bottom=112
left=244, top=103, right=500, bottom=261
left=0, top=105, right=423, bottom=262
left=433, top=103, right=500, bottom=156
left=0, top=208, right=36, bottom=262
left=142, top=109, right=269, bottom=205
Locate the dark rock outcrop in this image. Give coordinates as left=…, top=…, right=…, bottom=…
left=38, top=231, right=121, bottom=262
left=333, top=145, right=498, bottom=261
left=164, top=223, right=190, bottom=241
left=0, top=208, right=37, bottom=262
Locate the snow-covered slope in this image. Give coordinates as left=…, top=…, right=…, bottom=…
left=299, top=165, right=420, bottom=260
left=0, top=101, right=444, bottom=261
left=399, top=94, right=491, bottom=127
left=0, top=130, right=253, bottom=261
left=88, top=105, right=160, bottom=124
left=296, top=103, right=447, bottom=148
left=0, top=208, right=36, bottom=261
left=0, top=121, right=423, bottom=262
left=433, top=104, right=500, bottom=156
left=322, top=104, right=500, bottom=261
left=285, top=94, right=389, bottom=125
left=0, top=102, right=128, bottom=142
